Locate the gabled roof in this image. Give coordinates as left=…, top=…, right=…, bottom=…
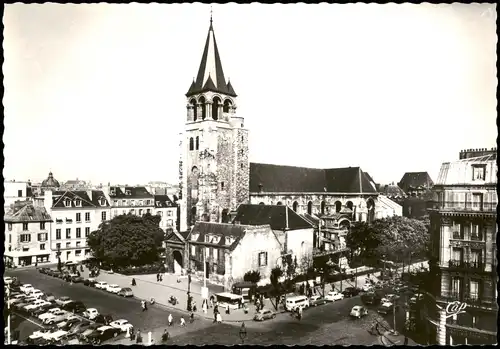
left=4, top=201, right=53, bottom=223
left=300, top=213, right=320, bottom=227
left=398, top=172, right=434, bottom=192
left=234, top=204, right=313, bottom=231
left=154, top=195, right=177, bottom=208
left=109, top=186, right=153, bottom=199
left=166, top=230, right=186, bottom=244
left=89, top=190, right=110, bottom=207
left=249, top=163, right=377, bottom=194
left=186, top=19, right=235, bottom=97
left=52, top=190, right=97, bottom=208
left=378, top=184, right=406, bottom=198
left=188, top=222, right=253, bottom=250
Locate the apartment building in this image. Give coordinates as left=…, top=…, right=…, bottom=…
left=39, top=190, right=111, bottom=263
left=107, top=186, right=154, bottom=219
left=4, top=201, right=53, bottom=267
left=4, top=180, right=33, bottom=208
left=426, top=148, right=497, bottom=345
left=153, top=195, right=178, bottom=233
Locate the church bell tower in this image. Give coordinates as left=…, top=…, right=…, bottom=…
left=178, top=15, right=249, bottom=232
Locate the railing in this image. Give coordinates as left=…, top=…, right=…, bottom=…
left=437, top=201, right=497, bottom=212
left=448, top=259, right=465, bottom=268
left=470, top=234, right=483, bottom=241
left=452, top=232, right=464, bottom=240
left=447, top=260, right=484, bottom=271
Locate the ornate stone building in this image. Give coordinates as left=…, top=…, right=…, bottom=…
left=425, top=147, right=497, bottom=345
left=178, top=17, right=249, bottom=232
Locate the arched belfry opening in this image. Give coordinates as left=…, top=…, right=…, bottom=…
left=212, top=97, right=221, bottom=120
left=307, top=201, right=313, bottom=215
left=223, top=99, right=232, bottom=113
left=199, top=96, right=207, bottom=120
left=346, top=201, right=354, bottom=210
left=190, top=98, right=198, bottom=121
left=189, top=138, right=194, bottom=151
left=292, top=201, right=299, bottom=212
left=320, top=201, right=326, bottom=214
left=334, top=201, right=342, bottom=213
left=276, top=201, right=283, bottom=206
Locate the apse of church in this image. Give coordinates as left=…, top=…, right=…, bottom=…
left=179, top=17, right=249, bottom=231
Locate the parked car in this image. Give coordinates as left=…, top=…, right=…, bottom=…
left=95, top=314, right=114, bottom=326
left=309, top=295, right=327, bottom=307
left=8, top=294, right=26, bottom=305
left=95, top=281, right=109, bottom=290
left=109, top=319, right=134, bottom=332
left=82, top=308, right=99, bottom=320
left=361, top=292, right=382, bottom=305
left=25, top=300, right=51, bottom=312
left=62, top=301, right=87, bottom=314
left=253, top=309, right=276, bottom=322
left=86, top=325, right=121, bottom=344
left=14, top=297, right=37, bottom=310
left=45, top=330, right=69, bottom=342
left=106, top=284, right=121, bottom=294
left=393, top=284, right=408, bottom=293
left=117, top=288, right=134, bottom=297
left=350, top=305, right=369, bottom=319
left=4, top=276, right=13, bottom=285
left=28, top=328, right=54, bottom=342
left=362, top=283, right=374, bottom=292
left=44, top=293, right=56, bottom=302
left=378, top=301, right=399, bottom=315
left=38, top=308, right=63, bottom=321
left=79, top=323, right=100, bottom=339
left=30, top=290, right=45, bottom=299
left=68, top=321, right=93, bottom=336
left=32, top=303, right=57, bottom=317
left=55, top=296, right=73, bottom=306
left=325, top=291, right=344, bottom=302
left=83, top=278, right=96, bottom=287
left=38, top=268, right=47, bottom=274
left=43, top=310, right=70, bottom=325
left=342, top=287, right=361, bottom=298
left=70, top=275, right=84, bottom=283
left=57, top=317, right=81, bottom=331
left=20, top=284, right=35, bottom=294
left=52, top=271, right=63, bottom=278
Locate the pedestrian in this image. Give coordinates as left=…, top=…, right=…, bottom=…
left=298, top=307, right=303, bottom=321
left=136, top=330, right=142, bottom=344
left=193, top=301, right=197, bottom=312
left=226, top=306, right=230, bottom=315
left=202, top=301, right=207, bottom=314
left=404, top=336, right=408, bottom=345
left=216, top=313, right=222, bottom=323
left=180, top=317, right=186, bottom=327
left=168, top=313, right=173, bottom=326
left=190, top=313, right=195, bottom=323
left=160, top=274, right=163, bottom=282
left=161, top=329, right=169, bottom=343
left=210, top=295, right=214, bottom=308
left=238, top=298, right=243, bottom=309
left=157, top=273, right=160, bottom=282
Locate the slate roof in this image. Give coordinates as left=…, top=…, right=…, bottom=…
left=249, top=163, right=377, bottom=194
left=233, top=204, right=313, bottom=231
left=378, top=184, right=406, bottom=198
left=398, top=172, right=434, bottom=192
left=300, top=213, right=320, bottom=228
left=109, top=186, right=153, bottom=199
left=154, top=195, right=177, bottom=208
left=188, top=222, right=256, bottom=250
left=51, top=190, right=110, bottom=208
left=186, top=20, right=236, bottom=97
left=5, top=201, right=53, bottom=223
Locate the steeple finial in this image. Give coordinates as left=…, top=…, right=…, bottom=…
left=210, top=6, right=213, bottom=28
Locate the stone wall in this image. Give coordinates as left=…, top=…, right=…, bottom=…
left=235, top=128, right=250, bottom=207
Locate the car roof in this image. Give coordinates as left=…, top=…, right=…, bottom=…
left=87, top=308, right=98, bottom=311
left=110, top=284, right=120, bottom=287
left=97, top=326, right=114, bottom=331
left=121, top=288, right=132, bottom=291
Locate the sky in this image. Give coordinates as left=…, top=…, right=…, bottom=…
left=3, top=3, right=497, bottom=186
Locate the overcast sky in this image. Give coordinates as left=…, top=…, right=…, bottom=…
left=3, top=3, right=497, bottom=186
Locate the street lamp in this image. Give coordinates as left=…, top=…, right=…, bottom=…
left=56, top=246, right=62, bottom=272
left=187, top=270, right=192, bottom=311
left=239, top=322, right=247, bottom=344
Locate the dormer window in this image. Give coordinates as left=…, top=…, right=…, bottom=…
left=126, top=190, right=132, bottom=196
left=156, top=201, right=161, bottom=206
left=64, top=199, right=71, bottom=207
left=472, top=165, right=486, bottom=181
left=191, top=233, right=200, bottom=242
left=110, top=189, right=116, bottom=196
left=75, top=199, right=82, bottom=207
left=225, top=236, right=234, bottom=245
left=99, top=198, right=106, bottom=206
left=131, top=200, right=135, bottom=206
left=205, top=235, right=211, bottom=243
left=138, top=200, right=143, bottom=206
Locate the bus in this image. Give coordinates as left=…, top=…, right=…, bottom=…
left=215, top=292, right=244, bottom=310
left=231, top=282, right=257, bottom=303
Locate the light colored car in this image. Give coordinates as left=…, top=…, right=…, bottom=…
left=110, top=319, right=134, bottom=332
left=117, top=288, right=134, bottom=297
left=309, top=295, right=327, bottom=307
left=95, top=281, right=109, bottom=290
left=386, top=294, right=400, bottom=302
left=362, top=283, right=374, bottom=292
left=43, top=310, right=70, bottom=325
left=350, top=305, right=369, bottom=319
left=253, top=309, right=276, bottom=321
left=38, top=307, right=62, bottom=321
left=325, top=291, right=344, bottom=302
left=4, top=276, right=13, bottom=285
left=20, top=284, right=35, bottom=294
left=8, top=294, right=26, bottom=305
left=378, top=301, right=398, bottom=315
left=45, top=329, right=69, bottom=341
left=30, top=290, right=45, bottom=299
left=55, top=296, right=72, bottom=306
left=83, top=308, right=99, bottom=320
left=29, top=328, right=54, bottom=340
left=25, top=299, right=51, bottom=311
left=106, top=284, right=121, bottom=294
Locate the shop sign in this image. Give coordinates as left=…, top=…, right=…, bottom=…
left=444, top=301, right=467, bottom=319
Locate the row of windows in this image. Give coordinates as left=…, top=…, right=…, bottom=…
left=7, top=222, right=47, bottom=231
left=55, top=243, right=90, bottom=255
left=63, top=198, right=107, bottom=207
left=56, top=212, right=106, bottom=223
left=55, top=227, right=91, bottom=240
left=112, top=199, right=153, bottom=207
left=189, top=136, right=245, bottom=151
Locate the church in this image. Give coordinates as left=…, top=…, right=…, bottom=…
left=178, top=17, right=401, bottom=233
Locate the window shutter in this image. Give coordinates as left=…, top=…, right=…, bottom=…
left=265, top=252, right=268, bottom=266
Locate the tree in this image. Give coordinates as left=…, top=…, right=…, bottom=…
left=243, top=270, right=261, bottom=284
left=282, top=254, right=297, bottom=281
left=313, top=255, right=335, bottom=297
left=269, top=267, right=283, bottom=310
left=87, top=213, right=165, bottom=268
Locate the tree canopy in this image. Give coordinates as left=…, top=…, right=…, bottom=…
left=243, top=270, right=261, bottom=283
left=346, top=215, right=429, bottom=267
left=87, top=213, right=165, bottom=267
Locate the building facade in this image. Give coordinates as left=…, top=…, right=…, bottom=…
left=427, top=148, right=497, bottom=345
left=39, top=190, right=111, bottom=263
left=178, top=18, right=249, bottom=233
left=4, top=201, right=53, bottom=267
left=107, top=186, right=155, bottom=219
left=4, top=180, right=33, bottom=208
left=153, top=195, right=178, bottom=233
left=186, top=222, right=282, bottom=290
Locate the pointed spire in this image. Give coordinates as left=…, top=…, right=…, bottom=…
left=202, top=74, right=217, bottom=91
left=226, top=80, right=237, bottom=97
left=186, top=11, right=231, bottom=97
left=186, top=79, right=197, bottom=96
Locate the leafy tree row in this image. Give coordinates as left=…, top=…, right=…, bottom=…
left=87, top=213, right=165, bottom=268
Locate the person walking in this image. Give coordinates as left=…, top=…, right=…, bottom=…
left=160, top=274, right=163, bottom=282
left=202, top=300, right=208, bottom=314
left=161, top=329, right=169, bottom=343
left=192, top=301, right=197, bottom=312
left=156, top=273, right=160, bottom=282
left=210, top=295, right=214, bottom=308
left=180, top=317, right=186, bottom=327
left=168, top=313, right=173, bottom=327
left=216, top=312, right=222, bottom=323
left=190, top=313, right=195, bottom=323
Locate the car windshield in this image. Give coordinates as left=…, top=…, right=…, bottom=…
left=122, top=288, right=131, bottom=292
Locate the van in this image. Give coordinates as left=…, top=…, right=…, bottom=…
left=285, top=295, right=309, bottom=311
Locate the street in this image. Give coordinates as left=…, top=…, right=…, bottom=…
left=6, top=267, right=410, bottom=345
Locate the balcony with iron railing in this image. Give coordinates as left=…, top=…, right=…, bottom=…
left=436, top=201, right=497, bottom=213
left=447, top=259, right=484, bottom=272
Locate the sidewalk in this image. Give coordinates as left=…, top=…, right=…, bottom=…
left=81, top=268, right=279, bottom=323
left=378, top=331, right=418, bottom=346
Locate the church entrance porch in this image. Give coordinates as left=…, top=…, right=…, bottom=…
left=173, top=250, right=183, bottom=275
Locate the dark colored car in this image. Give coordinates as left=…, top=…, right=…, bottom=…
left=70, top=276, right=84, bottom=283
left=377, top=302, right=400, bottom=315
left=83, top=279, right=96, bottom=287
left=361, top=292, right=382, bottom=305
left=38, top=268, right=48, bottom=274
left=94, top=314, right=113, bottom=326
left=52, top=271, right=63, bottom=278
left=342, top=287, right=361, bottom=298
left=62, top=301, right=87, bottom=314
left=86, top=326, right=121, bottom=344
left=58, top=317, right=82, bottom=331
left=68, top=321, right=93, bottom=336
